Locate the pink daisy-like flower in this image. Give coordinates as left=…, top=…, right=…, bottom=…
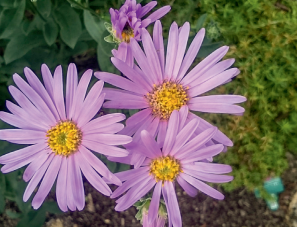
left=95, top=20, right=246, bottom=167
left=108, top=0, right=170, bottom=66
left=0, top=64, right=132, bottom=211
left=110, top=109, right=233, bottom=226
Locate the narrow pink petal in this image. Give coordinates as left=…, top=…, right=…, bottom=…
left=72, top=153, right=85, bottom=211
left=56, top=156, right=68, bottom=212
left=115, top=177, right=155, bottom=211
left=0, top=129, right=46, bottom=144
left=161, top=182, right=172, bottom=227
left=70, top=69, right=92, bottom=120
left=141, top=28, right=162, bottom=84
left=193, top=162, right=232, bottom=174
left=66, top=155, right=76, bottom=211
left=190, top=58, right=235, bottom=88
left=113, top=42, right=127, bottom=62
left=81, top=113, right=125, bottom=132
left=103, top=87, right=144, bottom=101
left=165, top=22, right=178, bottom=81
left=188, top=103, right=245, bottom=114
left=189, top=95, right=247, bottom=104
left=8, top=87, right=51, bottom=129
left=153, top=20, right=165, bottom=77
left=178, top=105, right=189, bottom=131
left=165, top=182, right=182, bottom=227
left=180, top=172, right=224, bottom=200
left=181, top=144, right=224, bottom=164
left=94, top=72, right=143, bottom=95
left=188, top=112, right=233, bottom=146
left=175, top=127, right=218, bottom=159
left=181, top=46, right=229, bottom=86
left=41, top=64, right=54, bottom=100
left=169, top=118, right=199, bottom=156
left=126, top=108, right=151, bottom=126
left=24, top=67, right=59, bottom=121
left=79, top=146, right=122, bottom=186
left=125, top=45, right=134, bottom=68
left=53, top=66, right=66, bottom=121
left=76, top=81, right=104, bottom=127
left=177, top=176, right=198, bottom=197
left=83, top=133, right=132, bottom=146
left=141, top=130, right=162, bottom=158
left=85, top=123, right=124, bottom=135
left=13, top=74, right=56, bottom=124
left=111, top=57, right=151, bottom=92
left=103, top=100, right=148, bottom=109
left=114, top=167, right=149, bottom=182
left=129, top=39, right=156, bottom=86
left=23, top=150, right=50, bottom=182
left=23, top=153, right=54, bottom=202
left=77, top=151, right=112, bottom=196
left=183, top=167, right=234, bottom=183
left=157, top=120, right=167, bottom=148
left=176, top=28, right=205, bottom=81
left=66, top=63, right=78, bottom=118
left=32, top=156, right=62, bottom=209
left=82, top=142, right=128, bottom=157
left=171, top=22, right=190, bottom=81
left=148, top=181, right=162, bottom=224
left=145, top=6, right=171, bottom=24
left=137, top=1, right=157, bottom=18
left=162, top=110, right=179, bottom=156
left=0, top=143, right=46, bottom=164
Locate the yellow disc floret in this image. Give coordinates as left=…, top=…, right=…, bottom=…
left=146, top=81, right=189, bottom=120
left=121, top=23, right=134, bottom=43
left=150, top=156, right=182, bottom=182
left=46, top=121, right=82, bottom=156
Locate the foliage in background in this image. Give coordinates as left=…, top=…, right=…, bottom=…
left=196, top=0, right=297, bottom=193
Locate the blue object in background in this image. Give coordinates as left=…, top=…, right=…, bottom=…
left=254, top=177, right=284, bottom=211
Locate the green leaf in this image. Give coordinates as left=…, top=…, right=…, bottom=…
left=97, top=42, right=117, bottom=73
left=43, top=17, right=58, bottom=46
left=6, top=210, right=22, bottom=219
left=196, top=13, right=207, bottom=31
left=41, top=201, right=62, bottom=214
left=36, top=0, right=51, bottom=17
left=106, top=159, right=117, bottom=173
left=0, top=175, right=5, bottom=213
left=4, top=31, right=46, bottom=64
left=83, top=10, right=104, bottom=43
left=16, top=209, right=46, bottom=227
left=53, top=3, right=82, bottom=48
left=129, top=109, right=139, bottom=117
left=0, top=0, right=17, bottom=8
left=104, top=34, right=115, bottom=43
left=197, top=40, right=223, bottom=58
left=104, top=22, right=113, bottom=34
left=0, top=0, right=26, bottom=39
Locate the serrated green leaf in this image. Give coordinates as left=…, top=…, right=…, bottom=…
left=83, top=10, right=104, bottom=43
left=196, top=13, right=207, bottom=31
left=4, top=31, right=46, bottom=64
left=43, top=17, right=58, bottom=46
left=104, top=34, right=115, bottom=43
left=104, top=22, right=113, bottom=34
left=53, top=3, right=82, bottom=48
left=36, top=0, right=51, bottom=17
left=0, top=0, right=25, bottom=39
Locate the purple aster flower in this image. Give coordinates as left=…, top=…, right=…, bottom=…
left=110, top=109, right=233, bottom=226
left=95, top=20, right=246, bottom=167
left=0, top=64, right=132, bottom=211
left=107, top=0, right=171, bottom=66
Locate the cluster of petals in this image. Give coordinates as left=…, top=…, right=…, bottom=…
left=95, top=20, right=246, bottom=167
left=110, top=0, right=170, bottom=67
left=0, top=64, right=132, bottom=211
left=110, top=108, right=233, bottom=226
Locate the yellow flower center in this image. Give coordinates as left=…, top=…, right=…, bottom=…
left=150, top=156, right=182, bottom=182
left=146, top=81, right=189, bottom=120
left=121, top=23, right=134, bottom=43
left=46, top=121, right=82, bottom=156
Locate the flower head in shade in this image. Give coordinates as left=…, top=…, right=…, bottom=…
left=106, top=0, right=170, bottom=67
left=0, top=64, right=132, bottom=211
left=110, top=109, right=233, bottom=226
left=95, top=20, right=246, bottom=167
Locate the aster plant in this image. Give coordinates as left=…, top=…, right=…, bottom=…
left=95, top=20, right=246, bottom=167
left=105, top=0, right=171, bottom=66
left=110, top=108, right=233, bottom=226
left=0, top=64, right=132, bottom=211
